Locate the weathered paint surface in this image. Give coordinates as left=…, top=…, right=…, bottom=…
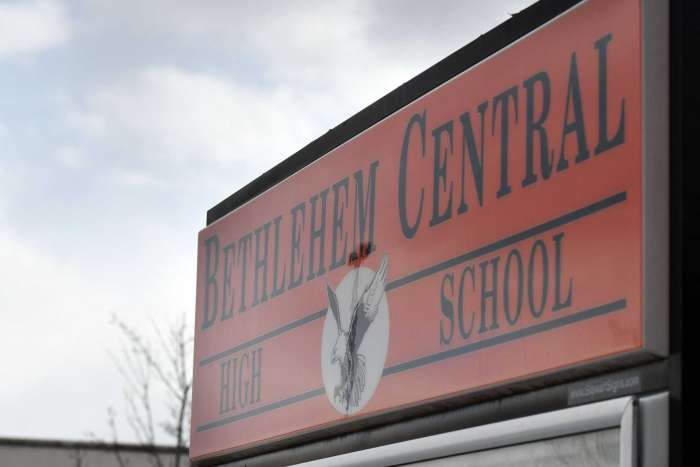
left=191, top=0, right=646, bottom=461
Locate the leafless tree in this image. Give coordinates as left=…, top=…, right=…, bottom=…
left=107, top=407, right=129, bottom=467
left=69, top=447, right=85, bottom=467
left=108, top=313, right=192, bottom=467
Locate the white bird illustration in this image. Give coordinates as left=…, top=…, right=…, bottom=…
left=326, top=255, right=389, bottom=412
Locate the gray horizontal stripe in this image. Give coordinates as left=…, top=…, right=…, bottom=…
left=197, top=388, right=325, bottom=432
left=199, top=310, right=327, bottom=367
left=196, top=299, right=625, bottom=431
left=386, top=192, right=626, bottom=292
left=383, top=299, right=626, bottom=376
left=199, top=192, right=626, bottom=368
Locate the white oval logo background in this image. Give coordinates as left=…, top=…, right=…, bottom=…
left=321, top=266, right=390, bottom=415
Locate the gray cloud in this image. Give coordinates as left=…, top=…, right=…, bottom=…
left=0, top=0, right=70, bottom=59
left=0, top=0, right=535, bottom=443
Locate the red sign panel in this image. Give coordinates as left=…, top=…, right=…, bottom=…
left=191, top=0, right=661, bottom=461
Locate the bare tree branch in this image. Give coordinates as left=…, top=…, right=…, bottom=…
left=69, top=447, right=85, bottom=467
left=107, top=406, right=130, bottom=467
left=106, top=312, right=192, bottom=467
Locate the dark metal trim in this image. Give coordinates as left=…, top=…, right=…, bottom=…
left=669, top=0, right=694, bottom=465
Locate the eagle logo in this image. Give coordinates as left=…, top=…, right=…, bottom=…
left=321, top=255, right=390, bottom=415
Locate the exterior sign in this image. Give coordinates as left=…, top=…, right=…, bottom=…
left=191, top=0, right=666, bottom=461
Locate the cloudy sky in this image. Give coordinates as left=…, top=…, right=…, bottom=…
left=0, top=0, right=535, bottom=444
